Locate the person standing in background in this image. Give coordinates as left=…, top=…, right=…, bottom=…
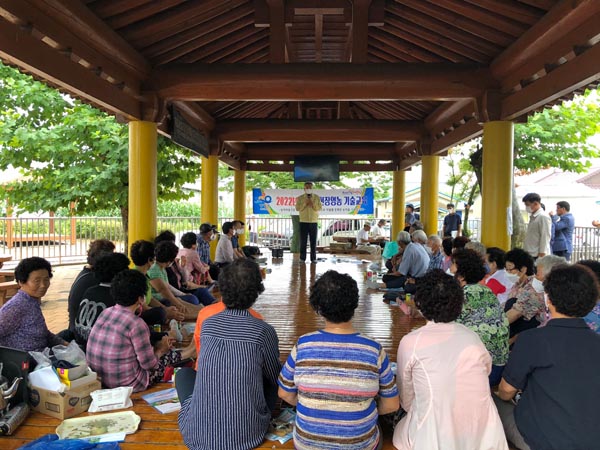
left=550, top=201, right=574, bottom=261
left=442, top=203, right=462, bottom=237
left=522, top=193, right=552, bottom=260
left=404, top=204, right=416, bottom=232
left=295, top=182, right=322, bottom=263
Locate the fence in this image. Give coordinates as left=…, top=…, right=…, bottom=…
left=0, top=216, right=598, bottom=265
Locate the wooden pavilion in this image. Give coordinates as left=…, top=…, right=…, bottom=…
left=1, top=0, right=599, bottom=249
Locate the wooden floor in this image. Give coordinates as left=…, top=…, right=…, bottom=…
left=3, top=252, right=423, bottom=449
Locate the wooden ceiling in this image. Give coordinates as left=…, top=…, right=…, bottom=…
left=1, top=0, right=599, bottom=172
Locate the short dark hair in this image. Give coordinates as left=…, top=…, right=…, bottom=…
left=222, top=221, right=233, bottom=234
left=86, top=239, right=115, bottom=266
left=406, top=204, right=414, bottom=211
left=154, top=230, right=176, bottom=244
left=522, top=192, right=541, bottom=204
left=110, top=269, right=148, bottom=307
left=452, top=236, right=470, bottom=250
left=577, top=259, right=600, bottom=281
left=442, top=237, right=453, bottom=256
left=505, top=248, right=535, bottom=276
left=447, top=203, right=455, bottom=209
left=219, top=259, right=264, bottom=309
left=180, top=232, right=198, bottom=249
left=14, top=257, right=53, bottom=283
left=130, top=240, right=155, bottom=266
left=545, top=265, right=599, bottom=317
left=415, top=269, right=463, bottom=323
left=452, top=249, right=487, bottom=284
left=231, top=220, right=245, bottom=227
left=199, top=223, right=214, bottom=234
left=93, top=252, right=130, bottom=283
left=556, top=201, right=570, bottom=212
left=155, top=241, right=179, bottom=263
left=310, top=270, right=359, bottom=323
left=486, top=247, right=506, bottom=270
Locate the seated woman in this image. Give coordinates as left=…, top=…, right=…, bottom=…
left=393, top=270, right=508, bottom=450
left=278, top=270, right=399, bottom=450
left=177, top=232, right=215, bottom=286
left=503, top=249, right=544, bottom=339
left=176, top=259, right=281, bottom=450
left=0, top=257, right=67, bottom=352
left=451, top=249, right=509, bottom=386
left=86, top=270, right=192, bottom=392
left=485, top=247, right=514, bottom=304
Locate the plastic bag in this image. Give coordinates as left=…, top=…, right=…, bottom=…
left=29, top=347, right=53, bottom=370
left=19, top=433, right=121, bottom=449
left=52, top=341, right=86, bottom=367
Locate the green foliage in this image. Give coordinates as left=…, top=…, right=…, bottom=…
left=514, top=89, right=600, bottom=173
left=0, top=62, right=200, bottom=218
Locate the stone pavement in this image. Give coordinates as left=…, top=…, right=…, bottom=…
left=41, top=264, right=83, bottom=333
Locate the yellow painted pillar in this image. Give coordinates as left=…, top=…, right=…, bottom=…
left=482, top=121, right=514, bottom=251
left=392, top=170, right=405, bottom=241
left=201, top=155, right=219, bottom=259
left=128, top=121, right=157, bottom=248
left=420, top=155, right=439, bottom=236
left=234, top=169, right=247, bottom=247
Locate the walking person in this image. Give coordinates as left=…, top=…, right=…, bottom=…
left=295, top=181, right=322, bottom=263
left=550, top=201, right=574, bottom=261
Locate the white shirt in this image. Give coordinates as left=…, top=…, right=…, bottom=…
left=394, top=322, right=508, bottom=450
left=523, top=208, right=552, bottom=257
left=371, top=224, right=385, bottom=238
left=215, top=234, right=234, bottom=264
left=357, top=228, right=370, bottom=245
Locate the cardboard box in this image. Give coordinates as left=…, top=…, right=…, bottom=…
left=29, top=379, right=101, bottom=419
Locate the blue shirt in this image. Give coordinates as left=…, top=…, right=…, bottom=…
left=197, top=236, right=211, bottom=265
left=428, top=249, right=444, bottom=271
left=398, top=242, right=430, bottom=278
left=502, top=318, right=600, bottom=450
left=551, top=212, right=574, bottom=254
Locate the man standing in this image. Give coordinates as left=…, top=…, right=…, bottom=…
left=442, top=203, right=462, bottom=237
left=404, top=204, right=416, bottom=232
left=550, top=201, right=574, bottom=261
left=295, top=181, right=322, bottom=263
left=522, top=193, right=552, bottom=260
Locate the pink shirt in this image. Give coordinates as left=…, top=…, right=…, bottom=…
left=394, top=322, right=508, bottom=450
left=178, top=247, right=209, bottom=283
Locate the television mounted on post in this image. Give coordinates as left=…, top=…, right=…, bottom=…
left=294, top=156, right=340, bottom=182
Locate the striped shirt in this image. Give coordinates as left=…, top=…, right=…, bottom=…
left=179, top=309, right=281, bottom=450
left=278, top=330, right=398, bottom=450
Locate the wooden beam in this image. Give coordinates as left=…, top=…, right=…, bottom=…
left=150, top=63, right=497, bottom=101
left=491, top=0, right=600, bottom=80
left=351, top=0, right=371, bottom=63
left=430, top=118, right=482, bottom=155
left=245, top=162, right=396, bottom=172
left=399, top=156, right=420, bottom=170
left=0, top=17, right=141, bottom=119
left=171, top=101, right=216, bottom=132
left=425, top=99, right=475, bottom=138
left=501, top=41, right=600, bottom=121
left=245, top=143, right=398, bottom=159
left=215, top=120, right=424, bottom=143
left=267, top=0, right=285, bottom=63
left=315, top=12, right=323, bottom=63
left=19, top=0, right=150, bottom=79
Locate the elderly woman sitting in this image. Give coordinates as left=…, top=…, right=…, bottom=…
left=504, top=249, right=544, bottom=339
left=176, top=259, right=281, bottom=450
left=394, top=270, right=508, bottom=450
left=278, top=270, right=399, bottom=450
left=450, top=249, right=510, bottom=386
left=0, top=257, right=67, bottom=352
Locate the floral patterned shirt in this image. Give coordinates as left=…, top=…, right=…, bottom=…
left=457, top=283, right=510, bottom=366
left=507, top=276, right=545, bottom=322
left=584, top=303, right=600, bottom=333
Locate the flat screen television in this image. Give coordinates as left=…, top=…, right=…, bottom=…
left=294, top=156, right=340, bottom=182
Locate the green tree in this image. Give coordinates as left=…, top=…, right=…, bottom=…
left=455, top=88, right=600, bottom=246
left=0, top=62, right=200, bottom=244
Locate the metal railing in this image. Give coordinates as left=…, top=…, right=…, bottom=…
left=0, top=216, right=598, bottom=265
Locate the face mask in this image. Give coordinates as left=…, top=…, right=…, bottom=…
left=210, top=233, right=216, bottom=241
left=532, top=277, right=544, bottom=293
left=526, top=206, right=533, bottom=214
left=236, top=229, right=244, bottom=235
left=305, top=189, right=312, bottom=195
left=445, top=268, right=454, bottom=277
left=506, top=273, right=520, bottom=283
